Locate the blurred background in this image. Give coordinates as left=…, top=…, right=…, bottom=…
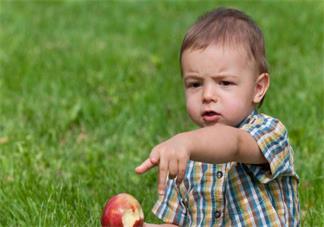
left=0, top=1, right=323, bottom=226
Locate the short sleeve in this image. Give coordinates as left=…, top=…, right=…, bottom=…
left=152, top=179, right=187, bottom=226
left=240, top=113, right=297, bottom=183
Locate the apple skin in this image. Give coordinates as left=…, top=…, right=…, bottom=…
left=101, top=193, right=144, bottom=227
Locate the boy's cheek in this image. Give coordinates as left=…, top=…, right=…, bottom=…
left=186, top=100, right=201, bottom=124
left=224, top=100, right=244, bottom=112
left=222, top=100, right=251, bottom=125
left=186, top=98, right=198, bottom=113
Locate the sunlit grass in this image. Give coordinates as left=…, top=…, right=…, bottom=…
left=0, top=1, right=323, bottom=226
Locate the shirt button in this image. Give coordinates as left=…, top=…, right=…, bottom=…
left=215, top=210, right=221, bottom=219
left=216, top=171, right=223, bottom=178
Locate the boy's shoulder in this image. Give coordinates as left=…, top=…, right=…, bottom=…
left=240, top=110, right=287, bottom=132
left=239, top=111, right=291, bottom=152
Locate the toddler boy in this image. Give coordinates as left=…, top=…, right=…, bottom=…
left=136, top=7, right=300, bottom=226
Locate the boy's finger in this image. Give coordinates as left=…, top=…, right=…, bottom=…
left=135, top=158, right=156, bottom=174
left=176, top=158, right=187, bottom=185
left=168, top=159, right=178, bottom=179
left=158, top=157, right=168, bottom=195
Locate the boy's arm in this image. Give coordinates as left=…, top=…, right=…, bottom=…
left=186, top=124, right=267, bottom=164
left=136, top=124, right=266, bottom=194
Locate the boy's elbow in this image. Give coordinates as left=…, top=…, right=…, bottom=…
left=236, top=130, right=267, bottom=164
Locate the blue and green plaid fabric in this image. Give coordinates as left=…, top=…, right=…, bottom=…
left=152, top=111, right=300, bottom=226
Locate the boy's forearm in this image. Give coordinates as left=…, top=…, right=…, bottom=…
left=182, top=124, right=266, bottom=164
left=135, top=123, right=267, bottom=194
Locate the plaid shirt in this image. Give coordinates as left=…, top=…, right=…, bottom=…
left=152, top=111, right=300, bottom=226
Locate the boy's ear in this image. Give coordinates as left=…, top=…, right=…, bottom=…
left=253, top=73, right=270, bottom=104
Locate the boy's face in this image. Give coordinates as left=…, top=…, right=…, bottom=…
left=182, top=44, right=261, bottom=127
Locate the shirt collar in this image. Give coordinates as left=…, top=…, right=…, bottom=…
left=236, top=109, right=258, bottom=128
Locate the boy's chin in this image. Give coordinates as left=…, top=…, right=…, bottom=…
left=200, top=120, right=222, bottom=127
left=204, top=122, right=225, bottom=127
left=189, top=116, right=223, bottom=127
left=200, top=118, right=234, bottom=127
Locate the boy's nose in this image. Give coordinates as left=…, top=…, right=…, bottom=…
left=202, top=84, right=217, bottom=103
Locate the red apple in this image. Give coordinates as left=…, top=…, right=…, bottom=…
left=101, top=193, right=144, bottom=227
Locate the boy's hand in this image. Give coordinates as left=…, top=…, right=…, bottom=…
left=135, top=133, right=190, bottom=195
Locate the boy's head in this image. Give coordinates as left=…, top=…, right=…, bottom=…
left=180, top=8, right=270, bottom=127
left=180, top=7, right=268, bottom=76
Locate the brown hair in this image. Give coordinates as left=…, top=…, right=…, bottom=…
left=180, top=7, right=268, bottom=75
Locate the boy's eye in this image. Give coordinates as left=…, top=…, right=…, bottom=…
left=219, top=81, right=234, bottom=86
left=187, top=82, right=201, bottom=88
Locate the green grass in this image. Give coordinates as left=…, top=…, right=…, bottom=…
left=0, top=1, right=323, bottom=226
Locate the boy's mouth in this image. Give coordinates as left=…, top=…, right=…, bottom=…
left=202, top=111, right=221, bottom=123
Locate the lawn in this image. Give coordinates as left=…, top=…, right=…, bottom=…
left=0, top=0, right=323, bottom=226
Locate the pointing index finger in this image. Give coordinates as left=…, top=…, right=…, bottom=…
left=135, top=158, right=157, bottom=174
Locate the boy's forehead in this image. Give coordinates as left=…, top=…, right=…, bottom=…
left=181, top=44, right=258, bottom=76
left=183, top=44, right=251, bottom=62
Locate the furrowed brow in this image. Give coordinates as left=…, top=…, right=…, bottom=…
left=184, top=75, right=202, bottom=80
left=211, top=74, right=238, bottom=80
